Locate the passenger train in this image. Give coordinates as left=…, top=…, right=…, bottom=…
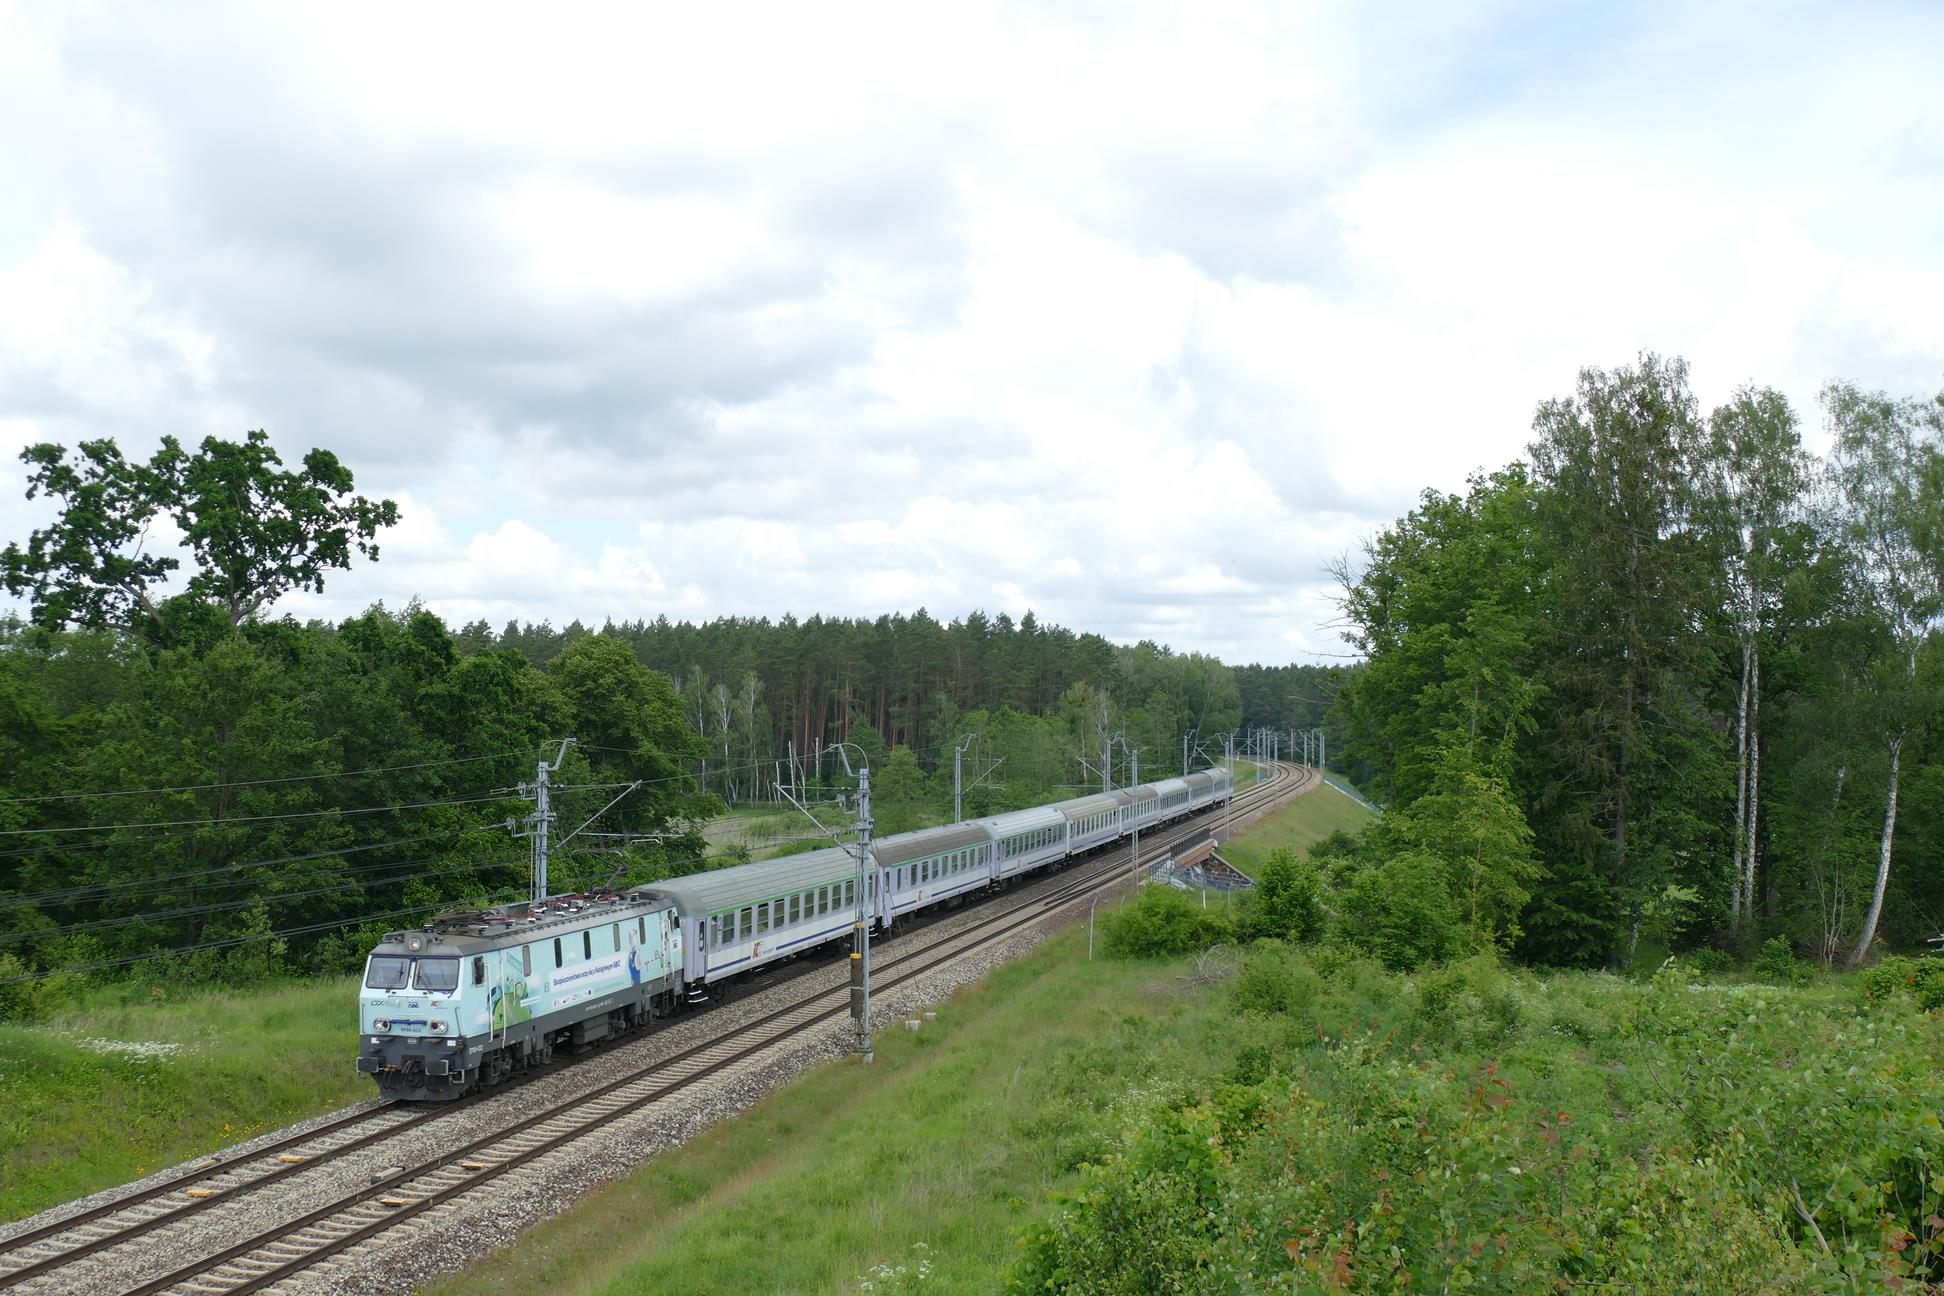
left=356, top=769, right=1233, bottom=1100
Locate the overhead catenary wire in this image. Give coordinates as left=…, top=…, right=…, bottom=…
left=0, top=779, right=549, bottom=862
left=0, top=854, right=532, bottom=948
left=0, top=729, right=1081, bottom=980
left=1, top=838, right=758, bottom=949
left=0, top=829, right=485, bottom=910
left=0, top=838, right=771, bottom=984
left=0, top=854, right=530, bottom=945
left=1, top=786, right=736, bottom=923
left=0, top=752, right=718, bottom=859
left=0, top=747, right=545, bottom=807
left=0, top=791, right=519, bottom=838
left=0, top=890, right=534, bottom=987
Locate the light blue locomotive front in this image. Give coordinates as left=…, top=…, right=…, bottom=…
left=357, top=897, right=683, bottom=1100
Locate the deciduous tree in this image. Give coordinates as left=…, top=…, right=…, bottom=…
left=1824, top=382, right=1944, bottom=964
left=2, top=430, right=397, bottom=633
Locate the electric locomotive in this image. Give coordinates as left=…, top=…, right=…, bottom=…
left=356, top=890, right=682, bottom=1100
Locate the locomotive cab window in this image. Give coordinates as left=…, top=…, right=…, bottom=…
left=471, top=957, right=486, bottom=986
left=365, top=956, right=410, bottom=989
left=522, top=945, right=533, bottom=976
left=414, top=958, right=459, bottom=991
left=554, top=937, right=564, bottom=966
left=583, top=930, right=593, bottom=960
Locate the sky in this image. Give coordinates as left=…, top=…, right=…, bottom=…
left=1, top=1, right=1941, bottom=664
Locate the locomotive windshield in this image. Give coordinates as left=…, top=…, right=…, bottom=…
left=413, top=957, right=460, bottom=991
left=365, top=956, right=410, bottom=989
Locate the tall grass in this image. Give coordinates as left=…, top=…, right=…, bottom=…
left=1218, top=781, right=1374, bottom=877
left=424, top=927, right=1278, bottom=1296
left=0, top=978, right=362, bottom=1221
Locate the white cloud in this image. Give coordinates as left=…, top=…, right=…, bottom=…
left=2, top=1, right=1942, bottom=663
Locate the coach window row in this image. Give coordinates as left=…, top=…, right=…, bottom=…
left=910, top=846, right=985, bottom=886
left=1006, top=825, right=1062, bottom=858
left=709, top=880, right=859, bottom=947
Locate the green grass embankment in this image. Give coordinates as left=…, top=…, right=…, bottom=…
left=426, top=924, right=1249, bottom=1296
left=426, top=940, right=1942, bottom=1295
left=0, top=979, right=361, bottom=1222
left=1218, top=777, right=1374, bottom=878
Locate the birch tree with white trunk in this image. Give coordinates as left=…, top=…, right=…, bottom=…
left=1697, top=387, right=1810, bottom=925
left=1823, top=382, right=1943, bottom=966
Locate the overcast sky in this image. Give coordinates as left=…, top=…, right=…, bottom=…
left=2, top=2, right=1941, bottom=664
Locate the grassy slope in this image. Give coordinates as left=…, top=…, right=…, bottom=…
left=425, top=926, right=1259, bottom=1296
left=424, top=785, right=1377, bottom=1296
left=422, top=948, right=1941, bottom=1294
left=1218, top=781, right=1373, bottom=878
left=0, top=979, right=363, bottom=1222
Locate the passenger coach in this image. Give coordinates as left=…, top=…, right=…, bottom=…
left=642, top=848, right=864, bottom=994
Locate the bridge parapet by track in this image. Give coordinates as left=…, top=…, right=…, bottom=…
left=1150, top=831, right=1256, bottom=894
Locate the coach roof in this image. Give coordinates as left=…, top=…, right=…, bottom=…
left=635, top=846, right=864, bottom=916
left=1052, top=792, right=1120, bottom=822
left=978, top=804, right=1065, bottom=838
left=872, top=822, right=991, bottom=869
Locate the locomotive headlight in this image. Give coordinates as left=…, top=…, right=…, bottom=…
left=429, top=1020, right=448, bottom=1033
left=372, top=1018, right=391, bottom=1032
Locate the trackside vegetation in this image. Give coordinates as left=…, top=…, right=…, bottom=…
left=0, top=977, right=361, bottom=1221
left=428, top=787, right=1941, bottom=1296
left=1017, top=947, right=1944, bottom=1294
left=1038, top=810, right=1944, bottom=1292
left=1334, top=359, right=1944, bottom=968
left=419, top=923, right=1944, bottom=1295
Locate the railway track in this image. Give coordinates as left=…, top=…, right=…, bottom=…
left=0, top=761, right=1309, bottom=1296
